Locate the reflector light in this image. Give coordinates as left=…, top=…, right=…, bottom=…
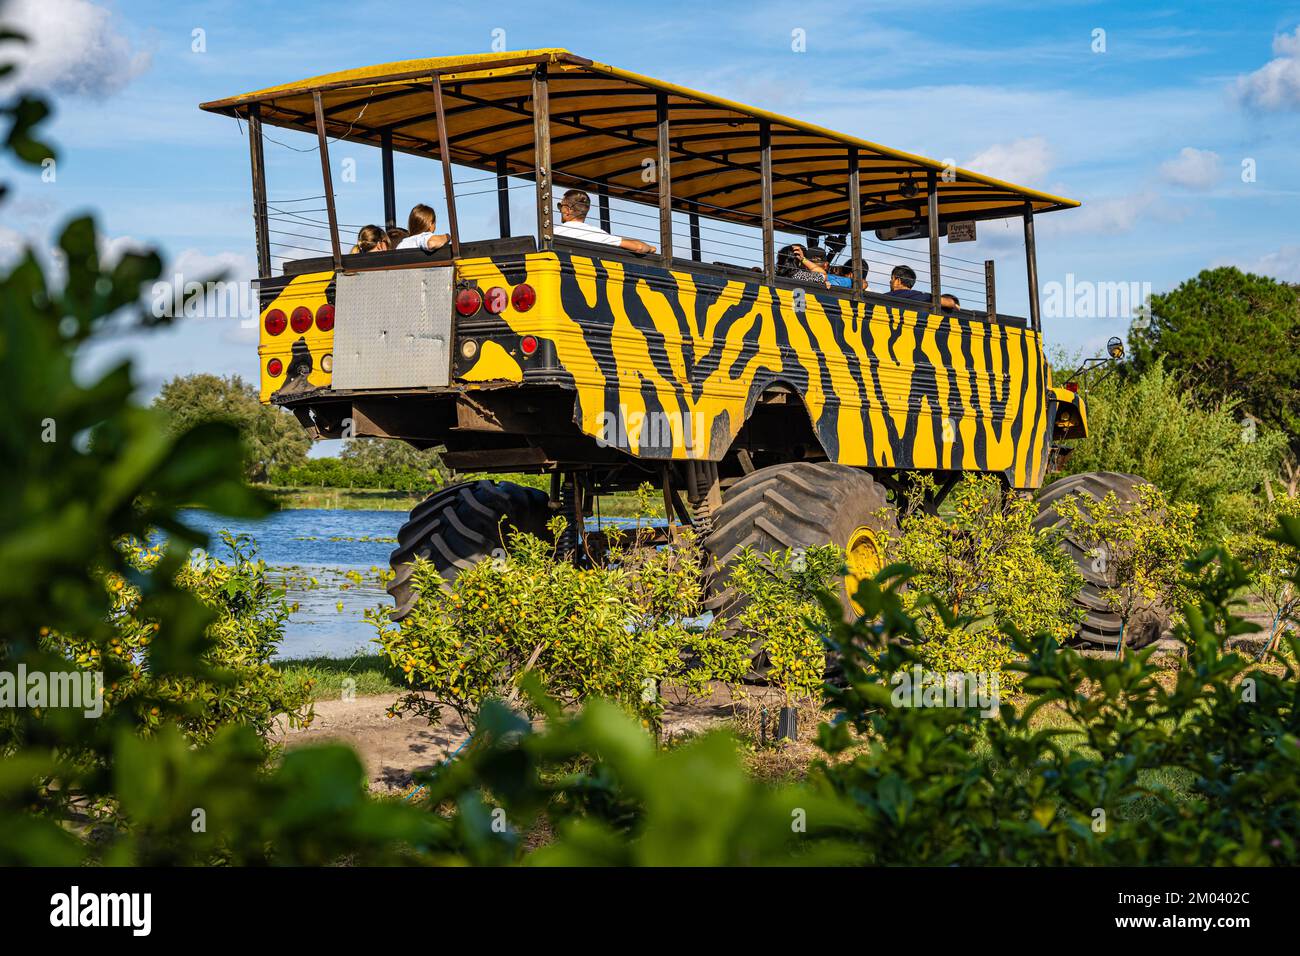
left=455, top=288, right=483, bottom=316
left=267, top=357, right=283, bottom=377
left=264, top=309, right=287, bottom=336
left=520, top=335, right=538, bottom=356
left=315, top=303, right=335, bottom=331
left=511, top=283, right=536, bottom=312
left=1064, top=382, right=1079, bottom=393
left=321, top=353, right=333, bottom=373
left=484, top=287, right=508, bottom=314
left=290, top=306, right=312, bottom=334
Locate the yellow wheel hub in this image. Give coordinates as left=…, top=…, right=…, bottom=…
left=844, top=525, right=883, bottom=615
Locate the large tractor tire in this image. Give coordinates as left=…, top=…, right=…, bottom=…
left=1033, top=471, right=1167, bottom=649
left=388, top=479, right=552, bottom=620
left=701, top=462, right=896, bottom=670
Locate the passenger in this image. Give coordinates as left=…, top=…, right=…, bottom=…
left=941, top=293, right=961, bottom=313
left=829, top=262, right=869, bottom=293
left=553, top=189, right=656, bottom=254
left=395, top=204, right=451, bottom=252
left=887, top=265, right=930, bottom=301
left=777, top=244, right=830, bottom=288
left=819, top=256, right=853, bottom=290
left=386, top=226, right=410, bottom=248
left=355, top=224, right=390, bottom=254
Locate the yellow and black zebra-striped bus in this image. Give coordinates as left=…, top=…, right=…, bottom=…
left=202, top=49, right=1151, bottom=650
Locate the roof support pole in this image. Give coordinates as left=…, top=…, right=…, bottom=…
left=1023, top=203, right=1041, bottom=332
left=927, top=170, right=941, bottom=313
left=598, top=189, right=611, bottom=233
left=532, top=64, right=553, bottom=250
left=381, top=129, right=396, bottom=230
left=656, top=91, right=673, bottom=265
left=760, top=121, right=775, bottom=285
left=247, top=103, right=271, bottom=278
left=847, top=145, right=862, bottom=301
left=689, top=212, right=701, bottom=262
left=984, top=259, right=997, bottom=321
left=496, top=157, right=511, bottom=238
left=312, top=91, right=342, bottom=270
left=431, top=74, right=460, bottom=258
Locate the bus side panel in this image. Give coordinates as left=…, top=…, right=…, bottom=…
left=455, top=251, right=1052, bottom=490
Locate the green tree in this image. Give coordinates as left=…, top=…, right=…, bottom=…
left=339, top=437, right=446, bottom=487
left=1130, top=266, right=1300, bottom=453
left=153, top=373, right=309, bottom=482
left=1062, top=360, right=1285, bottom=541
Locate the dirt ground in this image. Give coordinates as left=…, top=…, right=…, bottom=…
left=272, top=682, right=807, bottom=794
left=274, top=629, right=1279, bottom=795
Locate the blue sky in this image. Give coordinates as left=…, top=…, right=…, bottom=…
left=4, top=0, right=1300, bottom=413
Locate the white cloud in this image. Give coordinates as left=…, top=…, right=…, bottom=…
left=1234, top=26, right=1300, bottom=111
left=1038, top=192, right=1162, bottom=238
left=1159, top=147, right=1222, bottom=190
left=964, top=137, right=1053, bottom=186
left=1217, top=245, right=1300, bottom=283
left=2, top=0, right=150, bottom=98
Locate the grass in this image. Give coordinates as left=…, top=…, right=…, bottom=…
left=263, top=486, right=423, bottom=511
left=275, top=653, right=405, bottom=701
left=262, top=483, right=655, bottom=518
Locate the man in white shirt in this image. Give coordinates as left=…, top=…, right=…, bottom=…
left=553, top=189, right=656, bottom=254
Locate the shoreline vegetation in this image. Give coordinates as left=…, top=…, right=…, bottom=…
left=261, top=484, right=651, bottom=516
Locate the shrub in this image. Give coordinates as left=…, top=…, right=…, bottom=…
left=41, top=533, right=312, bottom=745
left=371, top=519, right=739, bottom=727
left=719, top=545, right=841, bottom=702
left=1061, top=360, right=1285, bottom=542
left=880, top=476, right=1083, bottom=681
left=1226, top=493, right=1300, bottom=657
left=1053, top=481, right=1199, bottom=649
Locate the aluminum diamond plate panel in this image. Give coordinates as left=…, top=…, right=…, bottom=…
left=331, top=267, right=453, bottom=390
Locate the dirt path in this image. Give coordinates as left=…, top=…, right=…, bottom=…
left=273, top=684, right=794, bottom=793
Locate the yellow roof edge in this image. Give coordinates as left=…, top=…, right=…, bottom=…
left=198, top=48, right=575, bottom=112
left=199, top=48, right=1079, bottom=211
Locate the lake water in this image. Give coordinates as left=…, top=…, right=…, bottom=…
left=179, top=508, right=665, bottom=661
left=181, top=508, right=405, bottom=660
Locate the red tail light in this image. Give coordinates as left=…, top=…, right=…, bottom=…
left=511, top=283, right=536, bottom=312
left=267, top=357, right=283, bottom=377
left=520, top=335, right=538, bottom=356
left=264, top=309, right=287, bottom=336
left=315, top=303, right=335, bottom=331
left=1064, top=381, right=1079, bottom=393
left=290, top=306, right=313, bottom=334
left=483, top=286, right=508, bottom=315
left=455, top=288, right=483, bottom=316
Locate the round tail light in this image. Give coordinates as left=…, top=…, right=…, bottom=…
left=264, top=309, right=287, bottom=336
left=455, top=288, right=483, bottom=316
left=483, top=286, right=508, bottom=315
left=290, top=306, right=313, bottom=334
left=266, top=357, right=283, bottom=377
left=520, top=335, right=538, bottom=356
left=511, top=283, right=536, bottom=312
left=315, top=303, right=335, bottom=331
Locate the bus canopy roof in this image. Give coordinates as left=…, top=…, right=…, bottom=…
left=200, top=49, right=1078, bottom=232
